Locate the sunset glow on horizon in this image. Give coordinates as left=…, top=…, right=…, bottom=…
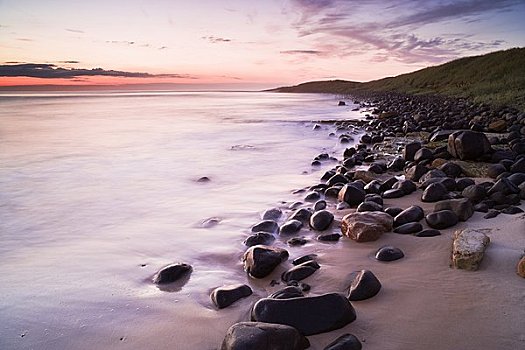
left=1, top=0, right=524, bottom=90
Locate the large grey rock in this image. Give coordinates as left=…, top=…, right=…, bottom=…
left=447, top=130, right=492, bottom=160
left=220, top=322, right=310, bottom=350
left=451, top=229, right=490, bottom=271
left=251, top=293, right=356, bottom=336
left=243, top=245, right=289, bottom=278
left=341, top=211, right=393, bottom=242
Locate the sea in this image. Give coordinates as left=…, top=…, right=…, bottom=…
left=0, top=91, right=364, bottom=349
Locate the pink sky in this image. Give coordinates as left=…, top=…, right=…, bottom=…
left=1, top=0, right=524, bottom=89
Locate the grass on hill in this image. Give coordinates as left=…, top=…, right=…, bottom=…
left=272, top=48, right=525, bottom=111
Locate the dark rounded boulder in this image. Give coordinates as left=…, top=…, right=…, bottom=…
left=356, top=201, right=382, bottom=212
left=461, top=184, right=487, bottom=203
left=251, top=220, right=279, bottom=234
left=269, top=286, right=304, bottom=299
left=403, top=141, right=421, bottom=161
left=414, top=147, right=434, bottom=162
left=220, top=322, right=310, bottom=350
left=324, top=333, right=362, bottom=350
left=456, top=178, right=475, bottom=191
left=211, top=284, right=253, bottom=309
left=392, top=179, right=417, bottom=195
left=309, top=210, right=334, bottom=231
left=251, top=293, right=357, bottom=336
left=421, top=182, right=448, bottom=202
left=314, top=199, right=327, bottom=211
left=153, top=263, right=192, bottom=284
left=244, top=232, right=276, bottom=247
left=375, top=246, right=404, bottom=262
left=393, top=205, right=425, bottom=227
left=292, top=254, right=317, bottom=265
left=279, top=220, right=303, bottom=235
left=287, top=237, right=308, bottom=246
left=243, top=245, right=289, bottom=279
left=289, top=208, right=312, bottom=223
left=338, top=184, right=366, bottom=206
left=317, top=233, right=342, bottom=241
left=382, top=188, right=405, bottom=198
left=384, top=207, right=403, bottom=217
left=281, top=261, right=320, bottom=282
left=439, top=162, right=462, bottom=178
left=393, top=222, right=423, bottom=234
left=262, top=207, right=283, bottom=221
left=425, top=210, right=459, bottom=229
left=347, top=270, right=382, bottom=301
left=414, top=229, right=441, bottom=237
left=447, top=130, right=492, bottom=160
left=304, top=191, right=321, bottom=202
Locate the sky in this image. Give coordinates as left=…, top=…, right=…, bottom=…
left=0, top=0, right=524, bottom=89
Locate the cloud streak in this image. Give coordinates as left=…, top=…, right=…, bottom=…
left=288, top=0, right=520, bottom=65
left=280, top=50, right=324, bottom=55
left=0, top=63, right=196, bottom=79
left=202, top=36, right=232, bottom=43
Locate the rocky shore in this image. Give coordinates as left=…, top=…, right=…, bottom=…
left=153, top=93, right=525, bottom=350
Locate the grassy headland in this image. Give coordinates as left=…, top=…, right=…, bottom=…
left=271, top=48, right=525, bottom=111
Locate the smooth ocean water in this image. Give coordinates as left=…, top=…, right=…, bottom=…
left=0, top=91, right=362, bottom=349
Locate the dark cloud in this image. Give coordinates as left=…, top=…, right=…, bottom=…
left=288, top=0, right=520, bottom=65
left=158, top=46, right=168, bottom=50
left=202, top=36, right=232, bottom=43
left=0, top=63, right=196, bottom=79
left=59, top=60, right=80, bottom=64
left=106, top=40, right=136, bottom=45
left=280, top=50, right=323, bottom=55
left=16, top=38, right=33, bottom=42
left=66, top=28, right=85, bottom=34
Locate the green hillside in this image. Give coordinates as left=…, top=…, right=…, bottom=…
left=272, top=48, right=525, bottom=111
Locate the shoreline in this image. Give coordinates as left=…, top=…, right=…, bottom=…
left=208, top=94, right=525, bottom=349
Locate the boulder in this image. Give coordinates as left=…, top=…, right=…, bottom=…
left=220, top=322, right=310, bottom=350
left=375, top=246, right=404, bottom=262
left=309, top=210, right=334, bottom=231
left=434, top=198, right=474, bottom=222
left=393, top=222, right=423, bottom=234
left=244, top=232, right=276, bottom=247
left=425, top=210, right=459, bottom=229
left=251, top=293, right=357, bottom=336
left=279, top=220, right=303, bottom=235
left=211, top=284, right=253, bottom=309
left=403, top=141, right=421, bottom=161
left=262, top=207, right=283, bottom=221
left=251, top=220, right=279, bottom=234
left=338, top=184, right=366, bottom=206
left=289, top=208, right=312, bottom=223
left=324, top=334, right=362, bottom=350
left=269, top=286, right=304, bottom=299
left=153, top=263, right=192, bottom=284
left=451, top=229, right=490, bottom=271
left=281, top=262, right=320, bottom=282
left=393, top=205, right=424, bottom=227
left=447, top=131, right=492, bottom=160
left=243, top=245, right=289, bottom=278
left=461, top=184, right=487, bottom=203
left=421, top=182, right=448, bottom=202
left=405, top=164, right=428, bottom=182
left=392, top=180, right=417, bottom=195
left=414, top=229, right=441, bottom=237
left=341, top=212, right=393, bottom=242
left=347, top=270, right=382, bottom=301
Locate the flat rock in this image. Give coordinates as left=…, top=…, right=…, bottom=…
left=341, top=211, right=393, bottom=242
left=375, top=245, right=404, bottom=261
left=220, top=322, right=310, bottom=350
left=324, top=333, right=362, bottom=350
left=243, top=245, right=289, bottom=278
left=251, top=293, right=357, bottom=336
left=211, top=284, right=253, bottom=309
left=452, top=229, right=490, bottom=271
left=347, top=270, right=382, bottom=301
left=153, top=263, right=192, bottom=284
